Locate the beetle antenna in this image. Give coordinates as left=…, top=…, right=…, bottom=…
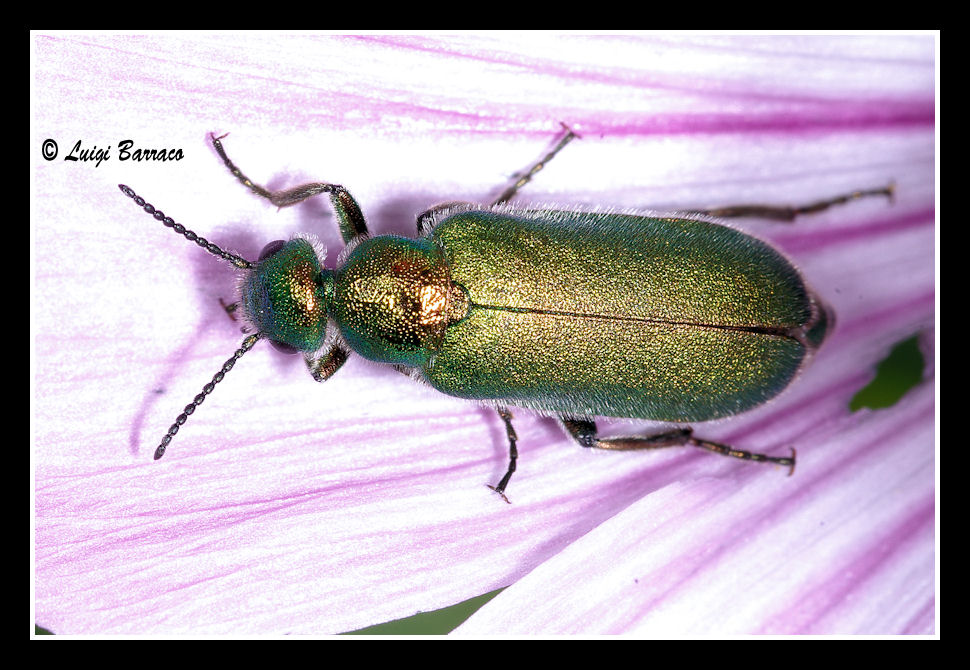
left=154, top=333, right=263, bottom=459
left=117, top=184, right=254, bottom=269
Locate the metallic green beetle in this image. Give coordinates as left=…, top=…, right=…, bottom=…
left=119, top=129, right=892, bottom=501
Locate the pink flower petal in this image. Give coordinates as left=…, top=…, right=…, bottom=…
left=33, top=34, right=935, bottom=635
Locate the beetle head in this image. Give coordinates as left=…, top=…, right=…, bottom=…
left=240, top=236, right=332, bottom=354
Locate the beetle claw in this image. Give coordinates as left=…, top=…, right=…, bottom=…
left=486, top=484, right=512, bottom=504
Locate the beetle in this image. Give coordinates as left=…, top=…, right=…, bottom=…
left=119, top=128, right=892, bottom=502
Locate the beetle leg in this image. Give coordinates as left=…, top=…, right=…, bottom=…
left=490, top=123, right=580, bottom=206
left=210, top=133, right=369, bottom=244
left=692, top=182, right=895, bottom=222
left=486, top=407, right=519, bottom=504
left=561, top=418, right=796, bottom=475
left=304, top=343, right=351, bottom=382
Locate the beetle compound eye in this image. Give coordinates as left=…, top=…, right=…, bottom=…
left=258, top=240, right=287, bottom=261
left=270, top=340, right=300, bottom=355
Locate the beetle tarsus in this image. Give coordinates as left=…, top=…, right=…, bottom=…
left=695, top=181, right=897, bottom=222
